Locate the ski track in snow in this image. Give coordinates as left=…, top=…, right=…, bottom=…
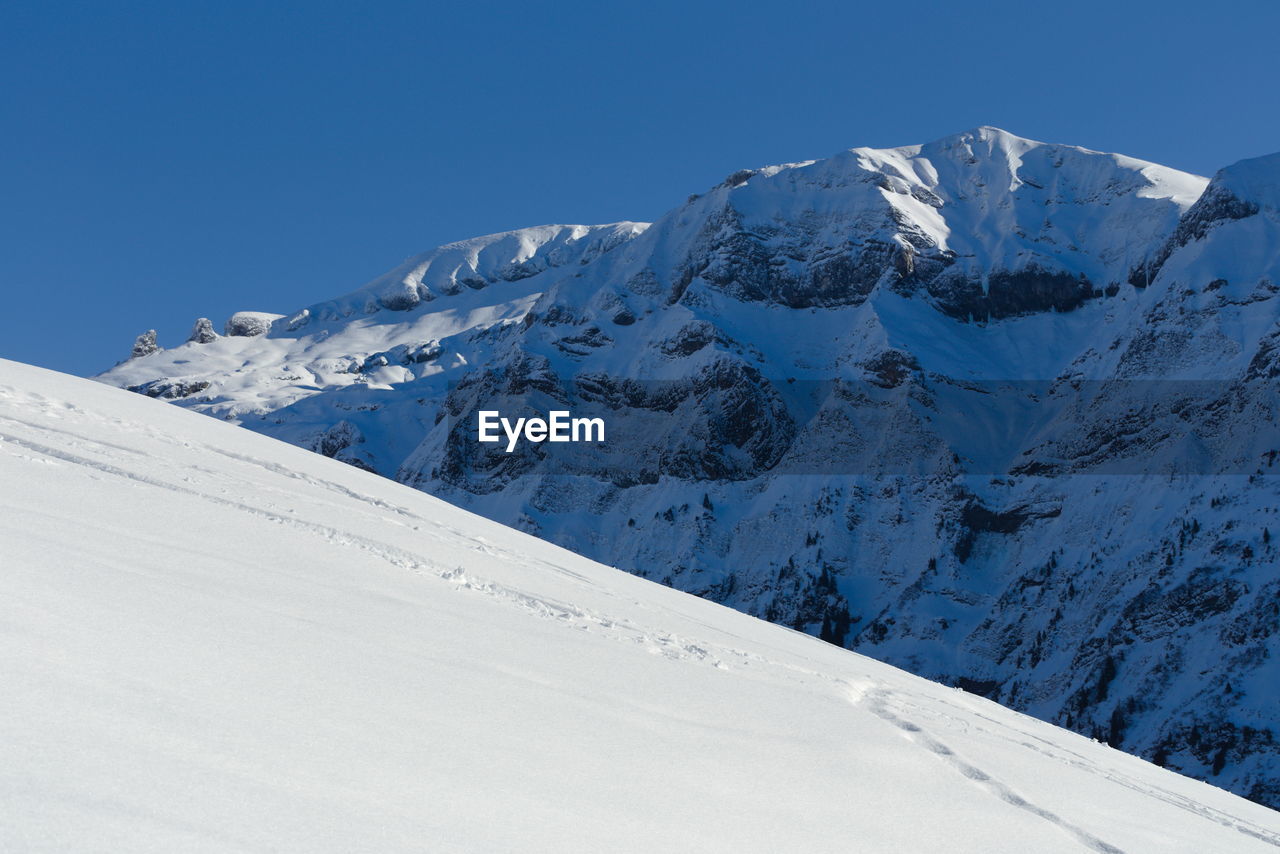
left=847, top=683, right=1280, bottom=849
left=858, top=685, right=1127, bottom=853
left=912, top=691, right=1280, bottom=847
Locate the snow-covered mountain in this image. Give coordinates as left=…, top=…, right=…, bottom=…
left=97, top=127, right=1280, bottom=808
left=4, top=357, right=1279, bottom=851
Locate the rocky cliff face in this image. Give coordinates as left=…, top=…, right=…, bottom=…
left=98, top=128, right=1280, bottom=807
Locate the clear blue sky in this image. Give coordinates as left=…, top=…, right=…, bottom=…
left=3, top=0, right=1278, bottom=376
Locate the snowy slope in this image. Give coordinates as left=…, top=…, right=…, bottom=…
left=3, top=358, right=1278, bottom=852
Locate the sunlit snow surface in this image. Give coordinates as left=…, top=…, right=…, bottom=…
left=1, top=359, right=1277, bottom=852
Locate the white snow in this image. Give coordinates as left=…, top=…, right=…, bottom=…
left=1215, top=152, right=1280, bottom=212
left=308, top=222, right=650, bottom=319
left=2, top=357, right=1277, bottom=852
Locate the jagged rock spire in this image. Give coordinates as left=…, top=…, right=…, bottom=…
left=187, top=317, right=218, bottom=344
left=130, top=330, right=160, bottom=359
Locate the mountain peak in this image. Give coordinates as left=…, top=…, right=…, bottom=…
left=919, top=125, right=1042, bottom=155
left=959, top=124, right=1034, bottom=143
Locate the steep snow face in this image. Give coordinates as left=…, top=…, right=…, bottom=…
left=1081, top=151, right=1280, bottom=381
left=873, top=127, right=1205, bottom=302
left=95, top=130, right=1280, bottom=807
left=3, top=358, right=1279, bottom=852
left=1214, top=152, right=1280, bottom=213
